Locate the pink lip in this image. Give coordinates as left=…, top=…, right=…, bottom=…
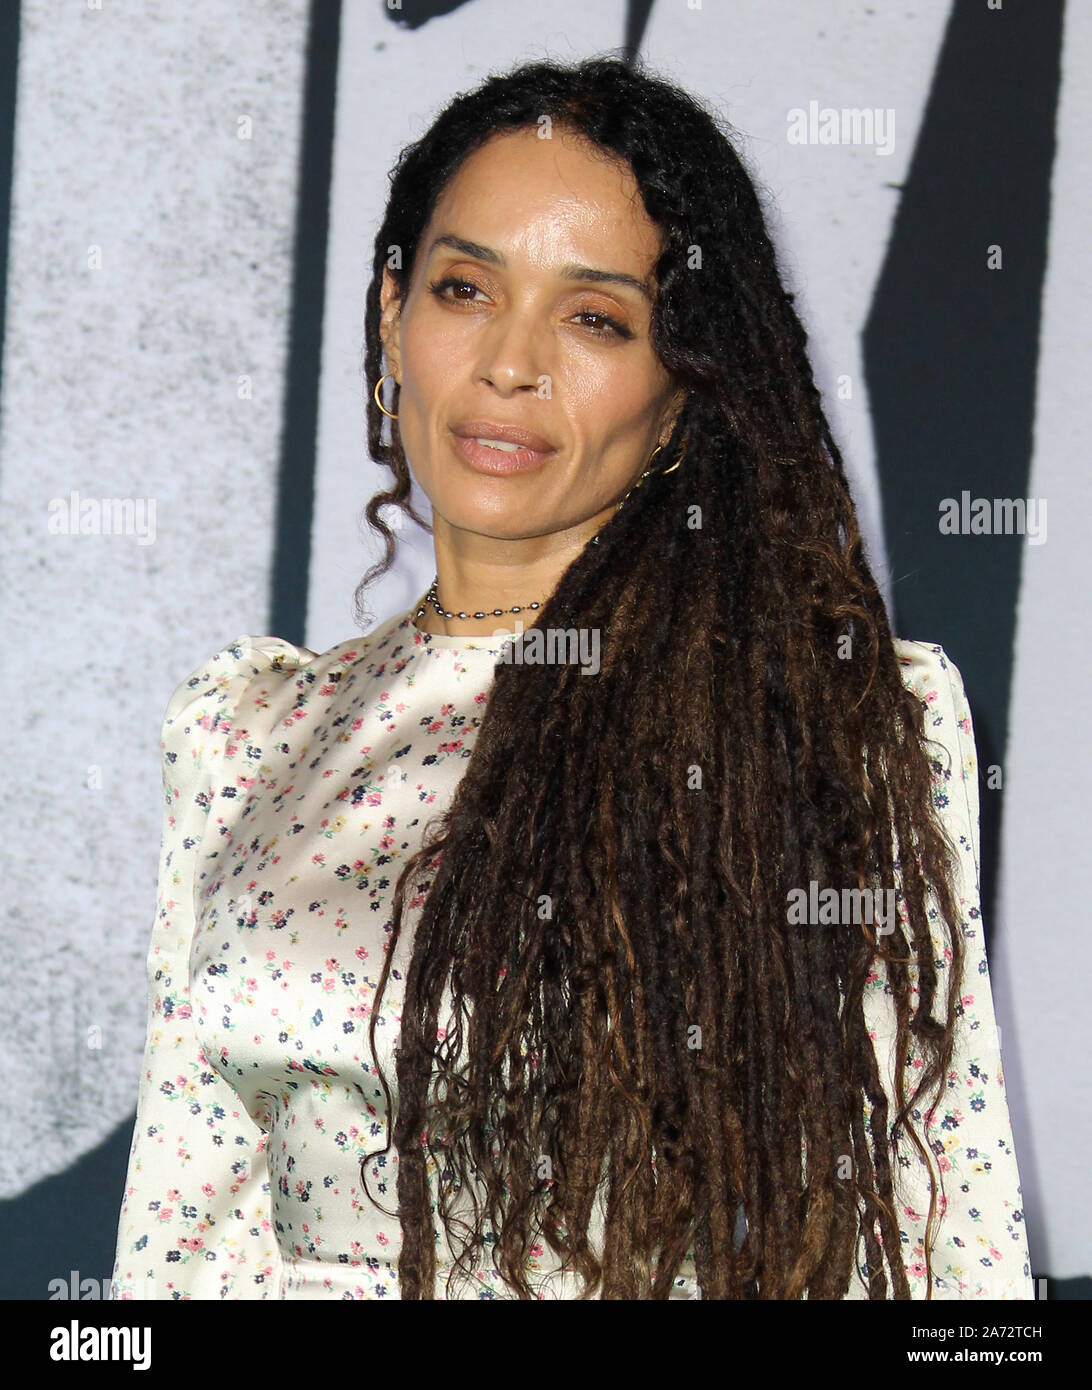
left=449, top=426, right=555, bottom=476
left=451, top=419, right=557, bottom=451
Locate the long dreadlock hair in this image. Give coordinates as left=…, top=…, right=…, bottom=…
left=353, top=54, right=965, bottom=1300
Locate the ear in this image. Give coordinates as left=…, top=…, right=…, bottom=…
left=379, top=265, right=404, bottom=382
left=659, top=386, right=689, bottom=449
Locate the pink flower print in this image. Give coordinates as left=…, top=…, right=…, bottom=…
left=176, top=1004, right=191, bottom=1020
left=157, top=1208, right=173, bottom=1222
left=441, top=703, right=454, bottom=715
left=962, top=993, right=974, bottom=1007
left=266, top=950, right=276, bottom=961
left=355, top=946, right=369, bottom=961
left=181, top=1237, right=204, bottom=1252
left=201, top=1183, right=216, bottom=1197
left=908, top=1260, right=927, bottom=1280
left=312, top=853, right=326, bottom=866
left=377, top=1232, right=389, bottom=1247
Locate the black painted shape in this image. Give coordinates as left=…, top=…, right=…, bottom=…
left=0, top=0, right=20, bottom=452
left=624, top=0, right=656, bottom=63
left=0, top=1111, right=135, bottom=1300
left=862, top=0, right=1064, bottom=952
left=379, top=0, right=656, bottom=63
left=1048, top=1277, right=1092, bottom=1301
left=270, top=1, right=342, bottom=648
left=382, top=0, right=478, bottom=27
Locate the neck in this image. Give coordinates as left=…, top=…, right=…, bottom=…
left=415, top=507, right=612, bottom=637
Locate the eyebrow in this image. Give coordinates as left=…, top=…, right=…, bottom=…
left=425, top=233, right=653, bottom=301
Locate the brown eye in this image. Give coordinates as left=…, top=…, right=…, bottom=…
left=428, top=276, right=485, bottom=302
left=574, top=308, right=629, bottom=339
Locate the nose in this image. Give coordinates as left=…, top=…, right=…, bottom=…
left=477, top=307, right=549, bottom=394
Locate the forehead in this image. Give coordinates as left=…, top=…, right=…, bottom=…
left=423, top=126, right=662, bottom=272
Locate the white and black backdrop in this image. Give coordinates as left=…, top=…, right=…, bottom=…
left=0, top=0, right=1086, bottom=1299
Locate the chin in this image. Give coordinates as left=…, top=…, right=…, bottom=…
left=442, top=510, right=557, bottom=541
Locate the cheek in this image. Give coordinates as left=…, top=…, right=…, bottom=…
left=394, top=320, right=454, bottom=475
left=400, top=314, right=452, bottom=400
left=567, top=360, right=665, bottom=453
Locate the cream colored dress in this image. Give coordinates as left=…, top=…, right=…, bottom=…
left=109, top=608, right=1032, bottom=1299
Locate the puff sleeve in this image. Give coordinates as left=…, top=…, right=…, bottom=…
left=110, top=635, right=314, bottom=1299
left=856, top=641, right=1034, bottom=1300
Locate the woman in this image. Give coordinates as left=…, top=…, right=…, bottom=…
left=111, top=55, right=1031, bottom=1300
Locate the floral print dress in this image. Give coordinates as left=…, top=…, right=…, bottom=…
left=109, top=609, right=1032, bottom=1299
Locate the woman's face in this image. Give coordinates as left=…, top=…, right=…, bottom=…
left=379, top=125, right=684, bottom=544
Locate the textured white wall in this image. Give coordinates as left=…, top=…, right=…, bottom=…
left=0, top=0, right=308, bottom=1183
left=992, top=0, right=1092, bottom=1282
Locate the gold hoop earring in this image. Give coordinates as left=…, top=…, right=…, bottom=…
left=374, top=372, right=398, bottom=420
left=610, top=441, right=687, bottom=520
left=646, top=442, right=685, bottom=475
